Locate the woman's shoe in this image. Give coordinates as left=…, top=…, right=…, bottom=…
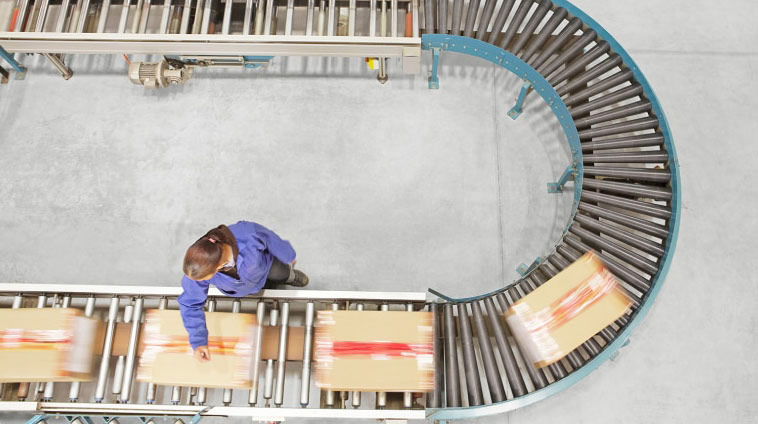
left=284, top=269, right=309, bottom=287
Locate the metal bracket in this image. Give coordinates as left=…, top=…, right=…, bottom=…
left=507, top=80, right=532, bottom=119
left=0, top=45, right=27, bottom=80
left=547, top=163, right=577, bottom=193
left=428, top=47, right=440, bottom=89
left=26, top=415, right=47, bottom=424
left=67, top=416, right=95, bottom=424
left=517, top=257, right=543, bottom=277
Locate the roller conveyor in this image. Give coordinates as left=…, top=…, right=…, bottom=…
left=0, top=0, right=680, bottom=421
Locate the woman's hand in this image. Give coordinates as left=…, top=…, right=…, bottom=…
left=291, top=259, right=297, bottom=266
left=194, top=346, right=211, bottom=362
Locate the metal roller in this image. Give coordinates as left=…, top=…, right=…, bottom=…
left=223, top=0, right=234, bottom=34
left=569, top=226, right=660, bottom=275
left=582, top=133, right=665, bottom=152
left=424, top=0, right=434, bottom=34
left=244, top=0, right=256, bottom=34
left=180, top=0, right=192, bottom=33
left=376, top=303, right=389, bottom=408
left=520, top=6, right=567, bottom=62
left=547, top=40, right=611, bottom=86
left=582, top=179, right=671, bottom=202
left=569, top=85, right=644, bottom=118
left=581, top=190, right=671, bottom=220
left=300, top=302, right=315, bottom=407
left=265, top=0, right=275, bottom=34
left=443, top=303, right=461, bottom=407
left=326, top=302, right=340, bottom=407
left=456, top=303, right=483, bottom=406
left=284, top=0, right=294, bottom=35
left=35, top=0, right=50, bottom=31
left=119, top=297, right=143, bottom=403
left=391, top=0, right=397, bottom=36
left=428, top=303, right=444, bottom=408
left=412, top=0, right=419, bottom=37
left=573, top=100, right=651, bottom=128
left=537, top=29, right=598, bottom=76
left=563, top=234, right=651, bottom=292
left=95, top=297, right=120, bottom=402
left=548, top=252, right=571, bottom=269
left=118, top=0, right=131, bottom=32
left=263, top=307, right=279, bottom=405
left=583, top=151, right=669, bottom=164
left=200, top=0, right=213, bottom=33
left=75, top=0, right=93, bottom=33
left=470, top=301, right=505, bottom=402
left=274, top=302, right=289, bottom=407
left=461, top=0, right=479, bottom=38
left=350, top=303, right=364, bottom=408
left=527, top=17, right=582, bottom=70
left=578, top=202, right=669, bottom=239
left=450, top=0, right=463, bottom=35
left=254, top=0, right=265, bottom=34
left=437, top=0, right=447, bottom=34
left=497, top=0, right=531, bottom=50
left=509, top=0, right=551, bottom=53
left=248, top=301, right=266, bottom=405
left=326, top=0, right=335, bottom=35
left=370, top=0, right=377, bottom=36
left=56, top=0, right=73, bottom=32
left=564, top=69, right=635, bottom=107
left=197, top=298, right=217, bottom=405
left=556, top=55, right=623, bottom=97
left=222, top=299, right=242, bottom=405
left=483, top=297, right=526, bottom=397
left=583, top=166, right=670, bottom=184
left=513, top=283, right=568, bottom=379
left=474, top=0, right=497, bottom=40
left=43, top=295, right=67, bottom=400
left=159, top=0, right=172, bottom=33
left=485, top=0, right=515, bottom=44
left=138, top=0, right=153, bottom=33
left=13, top=0, right=31, bottom=32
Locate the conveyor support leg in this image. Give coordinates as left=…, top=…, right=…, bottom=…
left=0, top=45, right=27, bottom=80
left=517, top=256, right=543, bottom=277
left=26, top=415, right=48, bottom=424
left=428, top=47, right=440, bottom=89
left=507, top=80, right=532, bottom=120
left=547, top=163, right=576, bottom=193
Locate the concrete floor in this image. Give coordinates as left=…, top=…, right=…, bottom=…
left=1, top=0, right=757, bottom=422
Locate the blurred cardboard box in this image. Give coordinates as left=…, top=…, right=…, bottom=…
left=505, top=251, right=632, bottom=368
left=137, top=309, right=259, bottom=389
left=314, top=310, right=434, bottom=392
left=0, top=308, right=100, bottom=382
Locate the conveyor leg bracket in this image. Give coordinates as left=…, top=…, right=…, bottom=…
left=26, top=415, right=47, bottom=424
left=547, top=164, right=576, bottom=193
left=517, top=257, right=543, bottom=277
left=428, top=47, right=440, bottom=89
left=507, top=80, right=532, bottom=120
left=0, top=45, right=27, bottom=80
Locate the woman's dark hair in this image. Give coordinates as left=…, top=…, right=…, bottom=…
left=183, top=225, right=239, bottom=280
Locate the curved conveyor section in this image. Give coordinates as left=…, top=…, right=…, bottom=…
left=421, top=0, right=680, bottom=420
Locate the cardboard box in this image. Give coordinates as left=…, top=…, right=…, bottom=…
left=0, top=308, right=99, bottom=382
left=505, top=251, right=633, bottom=368
left=136, top=309, right=258, bottom=389
left=314, top=310, right=434, bottom=392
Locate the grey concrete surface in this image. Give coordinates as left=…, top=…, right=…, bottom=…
left=0, top=0, right=757, bottom=423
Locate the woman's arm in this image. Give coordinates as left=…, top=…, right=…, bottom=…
left=177, top=276, right=210, bottom=350
left=252, top=222, right=297, bottom=264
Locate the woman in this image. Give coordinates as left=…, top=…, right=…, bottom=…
left=178, top=221, right=308, bottom=362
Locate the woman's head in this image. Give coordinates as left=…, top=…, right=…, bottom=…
left=183, top=225, right=239, bottom=281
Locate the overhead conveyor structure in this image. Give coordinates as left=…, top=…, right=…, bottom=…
left=0, top=0, right=680, bottom=422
